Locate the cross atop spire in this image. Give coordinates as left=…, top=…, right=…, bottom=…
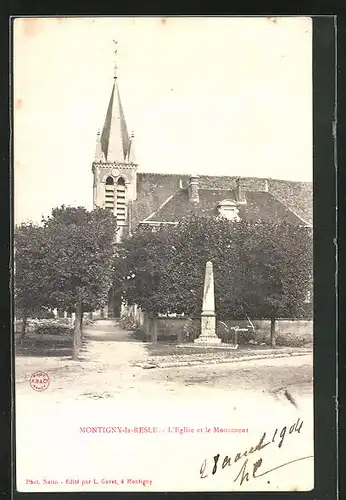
left=112, top=39, right=118, bottom=79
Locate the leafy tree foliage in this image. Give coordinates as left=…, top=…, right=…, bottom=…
left=119, top=216, right=312, bottom=346
left=41, top=206, right=117, bottom=358
left=14, top=223, right=50, bottom=336
left=14, top=206, right=118, bottom=358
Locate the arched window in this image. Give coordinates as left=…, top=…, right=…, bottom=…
left=105, top=176, right=115, bottom=210
left=116, top=177, right=126, bottom=223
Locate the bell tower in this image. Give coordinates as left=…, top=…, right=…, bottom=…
left=92, top=42, right=138, bottom=243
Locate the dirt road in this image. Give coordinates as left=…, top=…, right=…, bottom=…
left=15, top=320, right=314, bottom=493
left=15, top=319, right=313, bottom=404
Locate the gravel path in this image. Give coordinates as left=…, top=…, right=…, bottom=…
left=15, top=319, right=313, bottom=404
left=15, top=320, right=314, bottom=493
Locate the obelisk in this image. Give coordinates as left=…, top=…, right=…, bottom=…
left=194, top=261, right=221, bottom=344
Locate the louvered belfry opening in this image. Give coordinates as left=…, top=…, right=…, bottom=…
left=105, top=176, right=115, bottom=210
left=116, top=177, right=126, bottom=223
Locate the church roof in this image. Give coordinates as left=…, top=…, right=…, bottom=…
left=131, top=174, right=313, bottom=228
left=139, top=188, right=305, bottom=225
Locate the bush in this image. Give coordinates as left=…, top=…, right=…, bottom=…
left=119, top=314, right=138, bottom=331
left=182, top=322, right=200, bottom=342
left=217, top=324, right=266, bottom=345
left=33, top=321, right=72, bottom=336
left=32, top=309, right=56, bottom=319
left=275, top=332, right=312, bottom=348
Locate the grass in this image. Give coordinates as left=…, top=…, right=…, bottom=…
left=145, top=343, right=300, bottom=357
left=15, top=337, right=73, bottom=358
left=143, top=342, right=312, bottom=367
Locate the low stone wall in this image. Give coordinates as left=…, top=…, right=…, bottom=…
left=155, top=318, right=199, bottom=342
left=219, top=319, right=312, bottom=334
left=218, top=319, right=313, bottom=346
left=121, top=304, right=313, bottom=345
left=130, top=314, right=313, bottom=345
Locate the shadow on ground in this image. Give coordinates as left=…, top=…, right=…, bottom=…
left=15, top=339, right=73, bottom=358
left=82, top=334, right=138, bottom=343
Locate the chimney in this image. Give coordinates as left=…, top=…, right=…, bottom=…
left=235, top=177, right=246, bottom=204
left=264, top=179, right=269, bottom=192
left=188, top=175, right=199, bottom=203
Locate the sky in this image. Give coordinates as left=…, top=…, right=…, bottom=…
left=13, top=16, right=312, bottom=224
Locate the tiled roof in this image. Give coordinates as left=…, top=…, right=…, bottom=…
left=131, top=174, right=312, bottom=227
left=139, top=188, right=304, bottom=224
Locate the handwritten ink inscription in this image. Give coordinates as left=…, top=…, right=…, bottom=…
left=200, top=417, right=313, bottom=486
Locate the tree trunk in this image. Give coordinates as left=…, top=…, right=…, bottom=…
left=147, top=313, right=158, bottom=343
left=80, top=304, right=84, bottom=337
left=270, top=317, right=276, bottom=348
left=234, top=327, right=239, bottom=346
left=72, top=301, right=83, bottom=361
left=143, top=311, right=150, bottom=341
left=67, top=311, right=72, bottom=328
left=20, top=312, right=28, bottom=338
left=177, top=326, right=184, bottom=344
left=150, top=316, right=158, bottom=343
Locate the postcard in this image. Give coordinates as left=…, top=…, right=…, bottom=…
left=14, top=16, right=314, bottom=492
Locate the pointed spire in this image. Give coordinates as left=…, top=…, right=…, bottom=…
left=128, top=130, right=136, bottom=163
left=99, top=43, right=130, bottom=163
left=94, top=129, right=103, bottom=162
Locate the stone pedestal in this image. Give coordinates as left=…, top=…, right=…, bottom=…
left=194, top=315, right=221, bottom=344
left=194, top=261, right=222, bottom=345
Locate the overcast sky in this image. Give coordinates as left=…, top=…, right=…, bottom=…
left=13, top=16, right=312, bottom=224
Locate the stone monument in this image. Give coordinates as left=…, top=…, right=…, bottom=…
left=194, top=261, right=222, bottom=344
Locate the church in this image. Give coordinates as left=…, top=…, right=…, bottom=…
left=92, top=59, right=313, bottom=317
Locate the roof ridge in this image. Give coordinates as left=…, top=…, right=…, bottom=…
left=137, top=172, right=312, bottom=184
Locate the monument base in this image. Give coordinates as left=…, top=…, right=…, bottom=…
left=194, top=336, right=222, bottom=344
left=194, top=314, right=222, bottom=344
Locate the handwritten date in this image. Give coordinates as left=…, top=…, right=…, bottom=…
left=200, top=417, right=312, bottom=485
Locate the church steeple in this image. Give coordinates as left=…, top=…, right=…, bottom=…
left=92, top=42, right=138, bottom=229
left=99, top=81, right=129, bottom=163
left=92, top=42, right=139, bottom=317
left=99, top=41, right=130, bottom=163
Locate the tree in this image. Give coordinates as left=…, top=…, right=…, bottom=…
left=41, top=206, right=117, bottom=359
left=236, top=221, right=313, bottom=347
left=14, top=223, right=50, bottom=336
left=119, top=216, right=312, bottom=347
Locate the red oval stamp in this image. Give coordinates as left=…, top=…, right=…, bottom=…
left=29, top=371, right=50, bottom=392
